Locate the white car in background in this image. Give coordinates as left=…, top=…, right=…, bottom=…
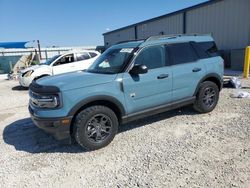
left=19, top=50, right=100, bottom=87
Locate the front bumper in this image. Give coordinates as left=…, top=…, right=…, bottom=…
left=29, top=106, right=72, bottom=141
left=18, top=74, right=32, bottom=87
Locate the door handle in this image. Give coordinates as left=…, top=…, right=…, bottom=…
left=157, top=74, right=169, bottom=79
left=192, top=68, right=201, bottom=72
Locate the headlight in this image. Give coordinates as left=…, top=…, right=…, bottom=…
left=23, top=70, right=34, bottom=77
left=29, top=91, right=61, bottom=108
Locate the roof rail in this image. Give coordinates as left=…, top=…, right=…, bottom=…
left=145, top=33, right=211, bottom=42
left=116, top=39, right=144, bottom=45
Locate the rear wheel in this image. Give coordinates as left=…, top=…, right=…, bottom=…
left=73, top=105, right=118, bottom=150
left=193, top=81, right=219, bottom=113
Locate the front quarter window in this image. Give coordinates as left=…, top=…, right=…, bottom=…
left=42, top=55, right=60, bottom=65
left=87, top=48, right=134, bottom=74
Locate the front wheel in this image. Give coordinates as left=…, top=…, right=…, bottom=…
left=73, top=105, right=118, bottom=150
left=193, top=81, right=219, bottom=113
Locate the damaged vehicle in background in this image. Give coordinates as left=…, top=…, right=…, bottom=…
left=18, top=50, right=100, bottom=87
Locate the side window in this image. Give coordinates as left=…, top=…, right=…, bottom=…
left=168, top=43, right=198, bottom=65
left=53, top=54, right=74, bottom=66
left=134, top=45, right=165, bottom=69
left=76, top=53, right=91, bottom=61
left=190, top=41, right=209, bottom=59
left=191, top=41, right=218, bottom=58
left=89, top=52, right=98, bottom=58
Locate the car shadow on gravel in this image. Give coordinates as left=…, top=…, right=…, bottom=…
left=12, top=85, right=29, bottom=91
left=3, top=118, right=84, bottom=153
left=3, top=106, right=197, bottom=154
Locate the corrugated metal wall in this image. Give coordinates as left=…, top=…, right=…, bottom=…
left=136, top=14, right=183, bottom=40
left=186, top=0, right=250, bottom=50
left=103, top=0, right=250, bottom=51
left=104, top=27, right=135, bottom=47
left=103, top=14, right=183, bottom=47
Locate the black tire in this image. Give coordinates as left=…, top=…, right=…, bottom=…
left=193, top=81, right=219, bottom=113
left=73, top=105, right=118, bottom=150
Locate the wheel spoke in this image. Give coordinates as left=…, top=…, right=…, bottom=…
left=209, top=94, right=215, bottom=98
left=91, top=118, right=98, bottom=124
left=100, top=117, right=108, bottom=124
left=204, top=99, right=209, bottom=105
left=95, top=131, right=102, bottom=141
left=210, top=100, right=213, bottom=105
left=88, top=129, right=97, bottom=137
left=101, top=127, right=110, bottom=134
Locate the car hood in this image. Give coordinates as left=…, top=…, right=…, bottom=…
left=37, top=71, right=117, bottom=91
left=20, top=64, right=50, bottom=73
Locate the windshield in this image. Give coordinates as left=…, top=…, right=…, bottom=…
left=42, top=55, right=61, bottom=65
left=87, top=47, right=135, bottom=74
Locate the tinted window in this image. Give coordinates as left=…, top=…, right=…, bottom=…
left=134, top=45, right=165, bottom=69
left=191, top=41, right=218, bottom=58
left=76, top=53, right=90, bottom=61
left=201, top=42, right=218, bottom=56
left=168, top=43, right=198, bottom=65
left=89, top=52, right=98, bottom=58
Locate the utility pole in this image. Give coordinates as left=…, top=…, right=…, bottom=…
left=37, top=40, right=42, bottom=61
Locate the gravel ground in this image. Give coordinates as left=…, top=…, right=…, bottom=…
left=0, top=77, right=249, bottom=188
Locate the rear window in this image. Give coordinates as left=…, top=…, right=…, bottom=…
left=191, top=41, right=218, bottom=58
left=168, top=43, right=198, bottom=65
left=76, top=53, right=91, bottom=61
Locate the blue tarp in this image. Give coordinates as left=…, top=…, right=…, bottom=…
left=0, top=41, right=29, bottom=49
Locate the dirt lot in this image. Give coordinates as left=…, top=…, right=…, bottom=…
left=0, top=77, right=249, bottom=188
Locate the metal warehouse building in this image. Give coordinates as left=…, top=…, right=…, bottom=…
left=103, top=0, right=250, bottom=70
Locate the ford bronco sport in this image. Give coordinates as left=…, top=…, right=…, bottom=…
left=29, top=34, right=223, bottom=150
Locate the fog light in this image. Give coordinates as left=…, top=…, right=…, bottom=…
left=61, top=119, right=70, bottom=125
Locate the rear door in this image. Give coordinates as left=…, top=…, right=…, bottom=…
left=167, top=42, right=206, bottom=101
left=122, top=45, right=173, bottom=114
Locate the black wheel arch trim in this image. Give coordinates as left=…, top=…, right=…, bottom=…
left=34, top=74, right=51, bottom=80
left=67, top=95, right=126, bottom=117
left=194, top=73, right=223, bottom=96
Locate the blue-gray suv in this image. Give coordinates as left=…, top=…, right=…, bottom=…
left=29, top=34, right=224, bottom=150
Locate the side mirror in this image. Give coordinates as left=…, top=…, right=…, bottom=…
left=129, top=64, right=148, bottom=75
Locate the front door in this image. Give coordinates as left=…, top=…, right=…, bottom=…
left=122, top=45, right=172, bottom=114
left=52, top=53, right=76, bottom=75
